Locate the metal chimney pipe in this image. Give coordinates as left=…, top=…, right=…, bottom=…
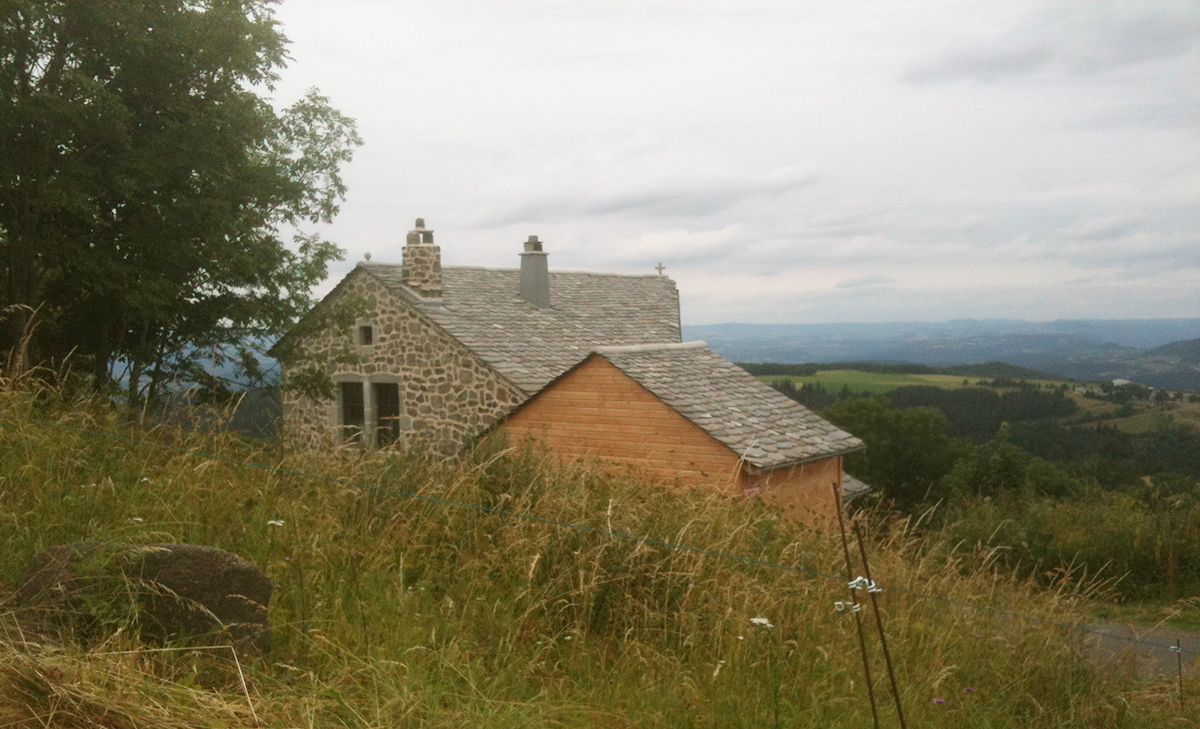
left=519, top=235, right=550, bottom=309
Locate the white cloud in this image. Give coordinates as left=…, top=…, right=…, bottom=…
left=272, top=0, right=1200, bottom=324
left=469, top=154, right=820, bottom=226
left=904, top=1, right=1200, bottom=83
left=836, top=274, right=897, bottom=289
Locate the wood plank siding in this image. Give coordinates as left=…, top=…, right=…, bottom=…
left=741, top=455, right=841, bottom=523
left=503, top=357, right=743, bottom=491
left=503, top=356, right=841, bottom=522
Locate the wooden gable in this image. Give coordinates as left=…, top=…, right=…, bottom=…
left=502, top=352, right=844, bottom=523
left=503, top=355, right=744, bottom=492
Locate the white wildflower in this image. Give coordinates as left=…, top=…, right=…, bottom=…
left=751, top=617, right=774, bottom=629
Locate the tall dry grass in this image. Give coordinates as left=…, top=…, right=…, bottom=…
left=0, top=383, right=1193, bottom=727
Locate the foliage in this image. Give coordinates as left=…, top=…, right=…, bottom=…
left=942, top=425, right=1077, bottom=500
left=1009, top=421, right=1200, bottom=486
left=937, top=361, right=1055, bottom=379
left=0, top=386, right=1192, bottom=726
left=270, top=292, right=369, bottom=401
left=739, top=360, right=1054, bottom=379
left=944, top=487, right=1200, bottom=600
left=736, top=362, right=819, bottom=377
left=766, top=365, right=1200, bottom=603
left=814, top=390, right=1200, bottom=599
left=0, top=0, right=362, bottom=403
left=768, top=379, right=864, bottom=411
left=822, top=397, right=970, bottom=510
left=1091, top=382, right=1155, bottom=403
left=887, top=385, right=1077, bottom=442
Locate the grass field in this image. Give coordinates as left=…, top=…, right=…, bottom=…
left=1, top=383, right=1195, bottom=726
left=761, top=370, right=1200, bottom=436
left=1067, top=394, right=1200, bottom=433
left=1102, top=403, right=1200, bottom=433
left=761, top=370, right=1072, bottom=395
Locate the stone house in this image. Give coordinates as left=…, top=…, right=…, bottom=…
left=273, top=218, right=862, bottom=516
left=501, top=342, right=863, bottom=521
left=272, top=219, right=681, bottom=453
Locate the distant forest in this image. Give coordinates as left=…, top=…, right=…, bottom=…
left=759, top=367, right=1200, bottom=600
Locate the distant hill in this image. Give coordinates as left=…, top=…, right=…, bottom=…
left=939, top=362, right=1055, bottom=380
left=685, top=319, right=1200, bottom=392
left=737, top=360, right=1054, bottom=380
left=1152, top=338, right=1200, bottom=359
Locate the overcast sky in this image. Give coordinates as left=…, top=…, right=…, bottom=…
left=268, top=0, right=1199, bottom=325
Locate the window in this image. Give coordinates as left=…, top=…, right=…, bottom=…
left=373, top=382, right=401, bottom=446
left=357, top=325, right=374, bottom=345
left=340, top=382, right=365, bottom=443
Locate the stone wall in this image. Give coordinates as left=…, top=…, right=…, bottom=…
left=281, top=268, right=526, bottom=454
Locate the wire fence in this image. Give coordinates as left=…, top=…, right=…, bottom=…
left=3, top=413, right=1196, bottom=662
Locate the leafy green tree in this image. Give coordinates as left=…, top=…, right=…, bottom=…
left=0, top=0, right=361, bottom=403
left=886, top=385, right=1077, bottom=442
left=943, top=424, right=1076, bottom=499
left=822, top=397, right=969, bottom=511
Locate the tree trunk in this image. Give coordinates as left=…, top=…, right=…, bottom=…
left=127, top=320, right=151, bottom=412
left=3, top=230, right=36, bottom=372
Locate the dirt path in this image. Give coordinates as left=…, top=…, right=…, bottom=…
left=1083, top=622, right=1200, bottom=678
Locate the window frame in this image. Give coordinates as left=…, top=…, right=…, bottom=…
left=336, top=378, right=366, bottom=445
left=355, top=319, right=375, bottom=346
left=331, top=373, right=405, bottom=447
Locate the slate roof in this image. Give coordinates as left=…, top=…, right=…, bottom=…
left=842, top=473, right=872, bottom=502
left=589, top=341, right=864, bottom=470
left=358, top=263, right=681, bottom=394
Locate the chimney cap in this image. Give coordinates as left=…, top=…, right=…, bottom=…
left=408, top=218, right=434, bottom=245
left=524, top=235, right=543, bottom=253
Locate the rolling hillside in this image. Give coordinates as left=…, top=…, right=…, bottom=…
left=686, top=319, right=1200, bottom=392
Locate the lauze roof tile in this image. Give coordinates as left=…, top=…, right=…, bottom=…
left=589, top=342, right=864, bottom=470
left=359, top=263, right=681, bottom=394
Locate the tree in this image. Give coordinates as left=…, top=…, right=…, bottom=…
left=942, top=424, right=1076, bottom=500
left=0, top=0, right=361, bottom=403
left=822, top=397, right=969, bottom=511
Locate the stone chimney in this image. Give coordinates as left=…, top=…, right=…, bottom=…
left=519, top=235, right=550, bottom=309
left=402, top=218, right=442, bottom=300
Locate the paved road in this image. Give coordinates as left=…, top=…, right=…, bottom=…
left=1083, top=622, right=1200, bottom=678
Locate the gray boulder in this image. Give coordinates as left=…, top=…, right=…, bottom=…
left=16, top=542, right=272, bottom=656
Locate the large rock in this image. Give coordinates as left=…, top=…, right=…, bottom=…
left=127, top=544, right=273, bottom=655
left=16, top=543, right=272, bottom=656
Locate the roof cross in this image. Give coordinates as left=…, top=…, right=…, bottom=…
left=655, top=262, right=666, bottom=275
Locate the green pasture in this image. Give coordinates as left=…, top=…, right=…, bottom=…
left=760, top=369, right=1069, bottom=395
left=764, top=369, right=1200, bottom=435
left=1065, top=396, right=1200, bottom=433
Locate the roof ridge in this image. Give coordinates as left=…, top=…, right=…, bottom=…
left=358, top=261, right=667, bottom=279
left=594, top=341, right=708, bottom=355
left=587, top=343, right=863, bottom=468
